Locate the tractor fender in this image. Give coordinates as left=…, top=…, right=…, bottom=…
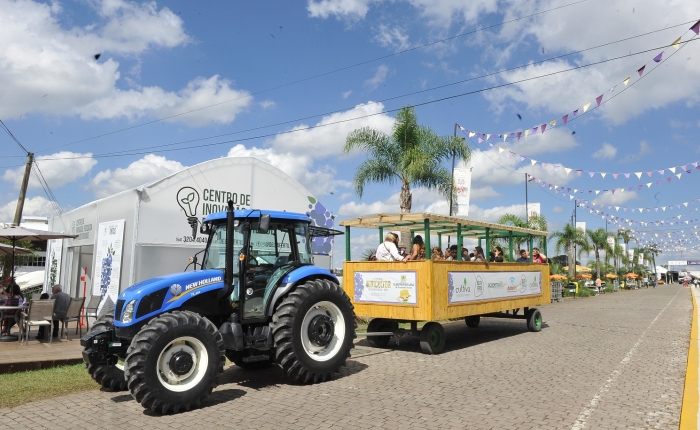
left=265, top=266, right=338, bottom=316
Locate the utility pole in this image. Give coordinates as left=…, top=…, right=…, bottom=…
left=13, top=152, right=33, bottom=226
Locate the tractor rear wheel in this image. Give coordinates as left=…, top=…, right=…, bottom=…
left=85, top=315, right=127, bottom=391
left=226, top=349, right=274, bottom=370
left=272, top=279, right=356, bottom=384
left=124, top=311, right=224, bottom=414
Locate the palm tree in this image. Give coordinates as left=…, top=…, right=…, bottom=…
left=550, top=223, right=590, bottom=278
left=617, top=229, right=632, bottom=271
left=587, top=228, right=611, bottom=281
left=642, top=244, right=661, bottom=282
left=343, top=106, right=471, bottom=213
left=496, top=213, right=548, bottom=250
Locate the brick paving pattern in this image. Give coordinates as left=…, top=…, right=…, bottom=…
left=0, top=285, right=690, bottom=429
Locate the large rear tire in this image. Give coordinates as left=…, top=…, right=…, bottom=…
left=85, top=315, right=127, bottom=391
left=272, top=279, right=356, bottom=384
left=124, top=311, right=225, bottom=414
left=366, top=318, right=397, bottom=348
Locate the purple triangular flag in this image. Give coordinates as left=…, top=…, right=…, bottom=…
left=562, top=114, right=568, bottom=125
left=653, top=52, right=663, bottom=63
left=540, top=124, right=547, bottom=133
left=596, top=94, right=603, bottom=106
left=658, top=170, right=664, bottom=175
left=577, top=170, right=582, bottom=176
left=520, top=155, right=526, bottom=162
left=588, top=171, right=595, bottom=177
left=517, top=131, right=522, bottom=140
left=624, top=173, right=630, bottom=178
left=638, top=65, right=645, bottom=77
left=691, top=19, right=700, bottom=35
left=573, top=109, right=579, bottom=117
left=647, top=171, right=653, bottom=177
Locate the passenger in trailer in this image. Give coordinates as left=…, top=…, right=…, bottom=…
left=516, top=249, right=531, bottom=263
left=375, top=233, right=409, bottom=262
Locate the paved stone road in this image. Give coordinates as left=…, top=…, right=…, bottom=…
left=0, top=285, right=690, bottom=429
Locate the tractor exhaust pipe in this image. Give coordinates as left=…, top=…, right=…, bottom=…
left=224, top=199, right=234, bottom=291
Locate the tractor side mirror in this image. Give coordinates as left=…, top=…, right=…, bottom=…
left=259, top=214, right=271, bottom=234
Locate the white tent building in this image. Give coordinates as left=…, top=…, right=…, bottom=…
left=46, top=157, right=334, bottom=310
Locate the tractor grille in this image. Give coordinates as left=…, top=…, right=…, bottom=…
left=114, top=299, right=125, bottom=320
left=135, top=289, right=168, bottom=319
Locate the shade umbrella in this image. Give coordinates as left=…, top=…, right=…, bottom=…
left=0, top=226, right=77, bottom=277
left=575, top=273, right=592, bottom=279
left=0, top=243, right=31, bottom=256
left=604, top=273, right=617, bottom=279
left=625, top=273, right=638, bottom=278
left=550, top=274, right=567, bottom=280
left=563, top=265, right=592, bottom=272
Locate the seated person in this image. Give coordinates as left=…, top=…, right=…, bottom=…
left=531, top=247, right=547, bottom=263
left=471, top=246, right=486, bottom=262
left=407, top=235, right=425, bottom=260
left=445, top=245, right=458, bottom=261
left=431, top=247, right=444, bottom=261
left=36, top=284, right=71, bottom=340
left=376, top=233, right=408, bottom=262
left=1, top=283, right=23, bottom=335
left=490, top=246, right=505, bottom=262
left=516, top=249, right=530, bottom=263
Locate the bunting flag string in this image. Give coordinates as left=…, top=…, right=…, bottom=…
left=588, top=197, right=699, bottom=213
left=528, top=169, right=691, bottom=200
left=578, top=202, right=700, bottom=228
left=456, top=19, right=700, bottom=145
left=474, top=140, right=700, bottom=181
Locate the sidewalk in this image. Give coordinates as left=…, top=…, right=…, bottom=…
left=681, top=286, right=700, bottom=429
left=0, top=324, right=83, bottom=374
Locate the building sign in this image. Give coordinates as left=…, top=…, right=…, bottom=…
left=687, top=261, right=700, bottom=265
left=448, top=271, right=542, bottom=304
left=92, top=220, right=125, bottom=317
left=71, top=218, right=93, bottom=241
left=575, top=222, right=586, bottom=232
left=353, top=271, right=417, bottom=305
left=637, top=253, right=644, bottom=265
left=668, top=260, right=688, bottom=266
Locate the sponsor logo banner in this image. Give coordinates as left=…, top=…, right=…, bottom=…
left=448, top=271, right=542, bottom=304
left=354, top=271, right=417, bottom=305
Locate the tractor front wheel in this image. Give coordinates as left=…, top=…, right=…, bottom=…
left=85, top=315, right=127, bottom=391
left=272, top=279, right=356, bottom=384
left=124, top=311, right=224, bottom=414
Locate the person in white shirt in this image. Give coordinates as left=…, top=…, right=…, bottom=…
left=375, top=233, right=408, bottom=262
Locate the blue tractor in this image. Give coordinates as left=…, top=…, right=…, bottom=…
left=81, top=202, right=355, bottom=413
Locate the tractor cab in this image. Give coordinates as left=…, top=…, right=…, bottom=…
left=200, top=209, right=318, bottom=322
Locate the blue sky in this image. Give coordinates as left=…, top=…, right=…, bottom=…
left=1, top=0, right=700, bottom=264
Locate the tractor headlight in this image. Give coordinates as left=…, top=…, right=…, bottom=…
left=121, top=300, right=137, bottom=323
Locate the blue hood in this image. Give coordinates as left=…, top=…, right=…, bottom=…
left=114, top=270, right=225, bottom=327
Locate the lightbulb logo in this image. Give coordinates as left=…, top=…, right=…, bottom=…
left=177, top=187, right=200, bottom=238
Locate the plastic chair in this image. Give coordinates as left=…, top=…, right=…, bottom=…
left=60, top=297, right=85, bottom=340
left=84, top=295, right=102, bottom=330
left=21, top=300, right=55, bottom=345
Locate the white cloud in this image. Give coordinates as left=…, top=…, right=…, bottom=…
left=259, top=100, right=276, bottom=109
left=90, top=154, right=185, bottom=198
left=338, top=187, right=448, bottom=217
left=485, top=0, right=700, bottom=124
left=591, top=190, right=639, bottom=206
left=620, top=141, right=652, bottom=163
left=470, top=185, right=501, bottom=201
left=364, top=65, right=389, bottom=89
left=307, top=0, right=378, bottom=19
left=592, top=143, right=617, bottom=160
left=227, top=145, right=351, bottom=198
left=375, top=25, right=410, bottom=51
left=0, top=196, right=56, bottom=221
left=552, top=206, right=564, bottom=213
left=269, top=101, right=395, bottom=158
left=406, top=0, right=499, bottom=27
left=0, top=0, right=250, bottom=126
left=342, top=90, right=353, bottom=99
left=77, top=75, right=252, bottom=126
left=2, top=152, right=97, bottom=190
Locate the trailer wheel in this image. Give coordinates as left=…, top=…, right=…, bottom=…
left=366, top=318, right=397, bottom=348
left=526, top=308, right=542, bottom=332
left=124, top=311, right=225, bottom=414
left=464, top=316, right=480, bottom=328
left=272, top=279, right=356, bottom=384
left=226, top=349, right=274, bottom=370
left=85, top=315, right=127, bottom=391
left=419, top=322, right=445, bottom=354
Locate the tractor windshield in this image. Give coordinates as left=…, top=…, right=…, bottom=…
left=202, top=220, right=313, bottom=274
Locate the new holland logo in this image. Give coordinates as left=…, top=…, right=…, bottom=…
left=170, top=284, right=182, bottom=296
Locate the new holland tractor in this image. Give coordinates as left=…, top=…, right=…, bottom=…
left=81, top=202, right=355, bottom=414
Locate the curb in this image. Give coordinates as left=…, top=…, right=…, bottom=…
left=681, top=287, right=699, bottom=429
left=0, top=358, right=84, bottom=375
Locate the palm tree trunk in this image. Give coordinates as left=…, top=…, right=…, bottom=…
left=400, top=181, right=412, bottom=213
left=595, top=249, right=601, bottom=280
left=568, top=245, right=574, bottom=278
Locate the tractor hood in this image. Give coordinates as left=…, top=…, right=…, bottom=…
left=114, top=270, right=225, bottom=327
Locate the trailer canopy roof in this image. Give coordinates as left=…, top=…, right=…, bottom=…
left=339, top=212, right=547, bottom=240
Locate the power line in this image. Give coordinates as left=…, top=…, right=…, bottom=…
left=0, top=119, right=28, bottom=154
left=37, top=0, right=599, bottom=152
left=32, top=38, right=699, bottom=162
left=29, top=18, right=694, bottom=161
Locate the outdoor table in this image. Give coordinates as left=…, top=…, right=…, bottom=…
left=0, top=305, right=26, bottom=342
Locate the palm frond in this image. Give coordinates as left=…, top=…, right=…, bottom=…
left=353, top=158, right=400, bottom=198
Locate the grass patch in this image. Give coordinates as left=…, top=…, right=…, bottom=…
left=575, top=287, right=596, bottom=297
left=0, top=364, right=98, bottom=409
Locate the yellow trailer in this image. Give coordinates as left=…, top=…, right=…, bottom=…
left=339, top=213, right=550, bottom=354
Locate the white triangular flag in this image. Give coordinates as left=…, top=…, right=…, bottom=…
left=646, top=183, right=652, bottom=188
left=583, top=102, right=591, bottom=112
left=531, top=159, right=537, bottom=165
left=595, top=190, right=600, bottom=195
left=498, top=147, right=504, bottom=153
left=669, top=167, right=676, bottom=173
left=676, top=173, right=682, bottom=179
left=565, top=168, right=571, bottom=175
left=486, top=134, right=491, bottom=140
left=615, top=207, right=620, bottom=211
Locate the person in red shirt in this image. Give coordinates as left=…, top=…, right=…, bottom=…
left=531, top=247, right=547, bottom=263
